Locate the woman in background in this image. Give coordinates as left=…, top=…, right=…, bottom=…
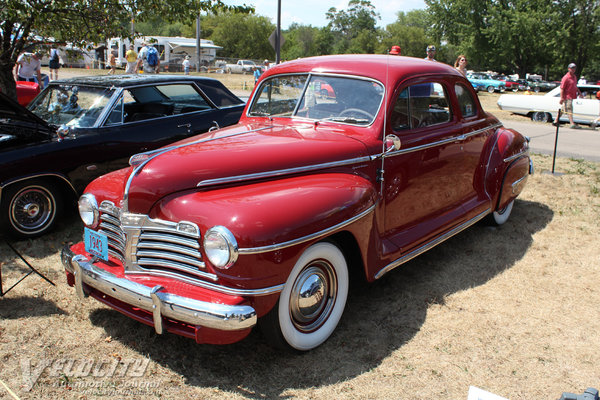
left=454, top=55, right=467, bottom=76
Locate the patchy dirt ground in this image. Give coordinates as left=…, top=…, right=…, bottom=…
left=1, top=68, right=599, bottom=400
left=1, top=154, right=599, bottom=400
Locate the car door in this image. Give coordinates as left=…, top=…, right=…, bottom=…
left=572, top=86, right=600, bottom=123
left=383, top=79, right=477, bottom=255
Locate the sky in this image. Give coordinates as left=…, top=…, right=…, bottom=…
left=222, top=0, right=427, bottom=29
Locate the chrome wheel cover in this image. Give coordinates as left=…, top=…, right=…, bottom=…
left=10, top=185, right=55, bottom=234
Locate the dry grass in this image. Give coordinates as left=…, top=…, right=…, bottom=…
left=1, top=156, right=599, bottom=400
left=2, top=69, right=599, bottom=399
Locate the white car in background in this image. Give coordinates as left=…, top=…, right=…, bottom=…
left=497, top=84, right=600, bottom=124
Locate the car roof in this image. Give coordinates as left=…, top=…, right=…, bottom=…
left=49, top=74, right=223, bottom=88
left=262, top=55, right=462, bottom=84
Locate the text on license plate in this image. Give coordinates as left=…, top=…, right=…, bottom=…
left=84, top=227, right=108, bottom=261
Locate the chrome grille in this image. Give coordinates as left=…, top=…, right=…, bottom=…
left=99, top=201, right=126, bottom=261
left=96, top=201, right=215, bottom=281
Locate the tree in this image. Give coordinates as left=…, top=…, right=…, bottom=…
left=326, top=0, right=380, bottom=54
left=381, top=10, right=432, bottom=58
left=0, top=0, right=251, bottom=99
left=201, top=12, right=274, bottom=60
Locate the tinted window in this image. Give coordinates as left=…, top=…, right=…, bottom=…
left=391, top=82, right=451, bottom=130
left=455, top=84, right=477, bottom=118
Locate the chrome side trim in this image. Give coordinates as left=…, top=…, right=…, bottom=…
left=239, top=204, right=376, bottom=255
left=383, top=123, right=502, bottom=158
left=64, top=253, right=257, bottom=331
left=511, top=175, right=527, bottom=194
left=374, top=209, right=490, bottom=280
left=503, top=150, right=529, bottom=163
left=197, top=156, right=372, bottom=187
left=123, top=126, right=273, bottom=212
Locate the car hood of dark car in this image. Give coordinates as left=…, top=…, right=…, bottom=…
left=0, top=90, right=51, bottom=129
left=122, top=121, right=371, bottom=213
left=0, top=91, right=55, bottom=148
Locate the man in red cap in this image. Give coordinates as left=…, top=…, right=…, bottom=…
left=389, top=45, right=401, bottom=55
left=554, top=63, right=582, bottom=129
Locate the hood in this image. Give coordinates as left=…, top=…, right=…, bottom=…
left=0, top=92, right=55, bottom=151
left=0, top=91, right=51, bottom=128
left=125, top=122, right=370, bottom=213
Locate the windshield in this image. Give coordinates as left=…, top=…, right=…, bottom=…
left=28, top=85, right=116, bottom=128
left=248, top=74, right=384, bottom=125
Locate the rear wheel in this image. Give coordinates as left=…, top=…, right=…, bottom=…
left=260, top=242, right=349, bottom=351
left=487, top=200, right=514, bottom=226
left=0, top=180, right=62, bottom=239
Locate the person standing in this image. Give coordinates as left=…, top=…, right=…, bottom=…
left=14, top=52, right=44, bottom=89
left=49, top=46, right=60, bottom=80
left=108, top=50, right=117, bottom=74
left=425, top=45, right=436, bottom=61
left=125, top=45, right=138, bottom=74
left=253, top=65, right=261, bottom=84
left=454, top=55, right=467, bottom=76
left=182, top=55, right=190, bottom=75
left=554, top=63, right=582, bottom=129
left=137, top=42, right=160, bottom=74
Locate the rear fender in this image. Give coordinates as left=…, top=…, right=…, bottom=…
left=484, top=127, right=531, bottom=210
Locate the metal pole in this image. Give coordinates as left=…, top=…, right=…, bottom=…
left=196, top=13, right=201, bottom=72
left=552, top=109, right=561, bottom=174
left=276, top=0, right=281, bottom=64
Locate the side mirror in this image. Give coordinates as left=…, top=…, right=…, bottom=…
left=385, top=134, right=401, bottom=153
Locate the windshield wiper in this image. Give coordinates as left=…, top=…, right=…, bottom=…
left=322, top=117, right=369, bottom=124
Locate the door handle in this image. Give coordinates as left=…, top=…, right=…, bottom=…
left=178, top=123, right=191, bottom=133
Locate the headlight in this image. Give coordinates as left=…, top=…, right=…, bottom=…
left=78, top=193, right=99, bottom=227
left=203, top=226, right=238, bottom=269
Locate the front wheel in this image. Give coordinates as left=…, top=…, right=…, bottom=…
left=260, top=242, right=349, bottom=351
left=0, top=180, right=62, bottom=239
left=487, top=86, right=495, bottom=93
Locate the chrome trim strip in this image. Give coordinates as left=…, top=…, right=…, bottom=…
left=123, top=126, right=273, bottom=212
left=374, top=209, right=491, bottom=280
left=511, top=175, right=527, bottom=194
left=197, top=156, right=372, bottom=187
left=383, top=123, right=502, bottom=158
left=239, top=204, right=376, bottom=255
left=64, top=253, right=257, bottom=331
left=503, top=150, right=529, bottom=163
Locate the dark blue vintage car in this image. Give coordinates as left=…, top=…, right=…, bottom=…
left=0, top=74, right=245, bottom=238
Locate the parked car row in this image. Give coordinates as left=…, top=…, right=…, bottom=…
left=467, top=72, right=506, bottom=93
left=58, top=55, right=532, bottom=351
left=0, top=75, right=245, bottom=238
left=467, top=72, right=558, bottom=94
left=497, top=83, right=600, bottom=125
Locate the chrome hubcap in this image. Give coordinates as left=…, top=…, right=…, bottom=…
left=24, top=203, right=40, bottom=218
left=289, top=261, right=337, bottom=333
left=11, top=187, right=53, bottom=232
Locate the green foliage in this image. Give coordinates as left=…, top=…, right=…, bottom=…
left=0, top=0, right=252, bottom=98
left=380, top=10, right=433, bottom=57
left=425, top=0, right=600, bottom=79
left=201, top=12, right=274, bottom=59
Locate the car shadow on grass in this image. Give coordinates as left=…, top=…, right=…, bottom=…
left=88, top=199, right=553, bottom=399
left=0, top=297, right=67, bottom=319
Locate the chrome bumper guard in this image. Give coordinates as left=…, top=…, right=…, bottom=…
left=61, top=247, right=257, bottom=334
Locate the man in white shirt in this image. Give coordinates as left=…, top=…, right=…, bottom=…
left=15, top=52, right=44, bottom=89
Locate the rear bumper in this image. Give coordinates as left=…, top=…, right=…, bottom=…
left=61, top=246, right=257, bottom=335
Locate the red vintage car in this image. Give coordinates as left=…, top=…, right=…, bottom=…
left=62, top=55, right=532, bottom=351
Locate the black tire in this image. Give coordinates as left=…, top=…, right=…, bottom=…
left=534, top=86, right=541, bottom=93
left=531, top=112, right=549, bottom=122
left=259, top=242, right=349, bottom=351
left=0, top=180, right=62, bottom=239
left=512, top=87, right=519, bottom=92
left=487, top=86, right=495, bottom=93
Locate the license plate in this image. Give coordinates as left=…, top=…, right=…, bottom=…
left=84, top=227, right=108, bottom=261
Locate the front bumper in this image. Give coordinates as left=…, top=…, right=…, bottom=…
left=61, top=246, right=257, bottom=336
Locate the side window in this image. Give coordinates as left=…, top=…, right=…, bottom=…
left=455, top=83, right=477, bottom=118
left=391, top=82, right=451, bottom=131
left=105, top=95, right=123, bottom=125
